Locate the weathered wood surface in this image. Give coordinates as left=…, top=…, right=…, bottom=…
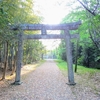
left=14, top=32, right=23, bottom=85
left=11, top=21, right=81, bottom=31
left=24, top=34, right=79, bottom=39
left=11, top=21, right=81, bottom=85
left=64, top=29, right=75, bottom=85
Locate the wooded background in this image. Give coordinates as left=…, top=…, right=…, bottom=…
left=0, top=0, right=45, bottom=79
left=55, top=0, right=100, bottom=69
left=0, top=0, right=100, bottom=80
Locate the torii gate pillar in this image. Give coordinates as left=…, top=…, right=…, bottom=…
left=12, top=32, right=23, bottom=85
left=64, top=29, right=75, bottom=85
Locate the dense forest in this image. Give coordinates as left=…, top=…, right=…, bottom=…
left=56, top=0, right=100, bottom=69
left=0, top=0, right=45, bottom=79
left=0, top=0, right=100, bottom=80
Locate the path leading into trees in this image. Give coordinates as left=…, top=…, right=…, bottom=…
left=0, top=60, right=75, bottom=100
left=0, top=60, right=100, bottom=100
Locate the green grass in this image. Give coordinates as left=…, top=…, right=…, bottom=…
left=55, top=59, right=100, bottom=95
left=76, top=65, right=100, bottom=74
left=55, top=59, right=67, bottom=71
left=55, top=59, right=100, bottom=76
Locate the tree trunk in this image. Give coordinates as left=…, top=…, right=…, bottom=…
left=75, top=40, right=79, bottom=73
left=0, top=45, right=3, bottom=71
left=9, top=44, right=14, bottom=71
left=2, top=41, right=8, bottom=80
left=10, top=48, right=17, bottom=76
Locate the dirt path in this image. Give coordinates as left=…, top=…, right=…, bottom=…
left=0, top=60, right=75, bottom=100
left=0, top=60, right=100, bottom=100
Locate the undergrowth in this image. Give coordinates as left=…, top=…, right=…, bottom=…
left=55, top=59, right=100, bottom=77
left=55, top=59, right=100, bottom=95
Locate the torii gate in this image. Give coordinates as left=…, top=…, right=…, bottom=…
left=11, top=21, right=81, bottom=85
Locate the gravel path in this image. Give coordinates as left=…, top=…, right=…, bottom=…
left=0, top=60, right=100, bottom=100
left=0, top=60, right=75, bottom=100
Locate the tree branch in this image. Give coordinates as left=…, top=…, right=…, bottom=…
left=77, top=0, right=96, bottom=16
left=92, top=0, right=99, bottom=14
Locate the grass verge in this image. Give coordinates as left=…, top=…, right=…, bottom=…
left=55, top=59, right=67, bottom=71
left=55, top=59, right=100, bottom=95
left=55, top=59, right=100, bottom=76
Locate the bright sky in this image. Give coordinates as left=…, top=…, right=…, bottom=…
left=34, top=0, right=71, bottom=24
left=34, top=0, right=72, bottom=50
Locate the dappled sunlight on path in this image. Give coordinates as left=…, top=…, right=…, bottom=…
left=0, top=61, right=75, bottom=100
left=0, top=61, right=100, bottom=100
left=0, top=63, right=39, bottom=88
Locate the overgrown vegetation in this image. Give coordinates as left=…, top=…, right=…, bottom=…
left=0, top=0, right=100, bottom=82
left=55, top=0, right=100, bottom=69
left=55, top=59, right=100, bottom=75
left=55, top=59, right=100, bottom=94
left=0, top=0, right=45, bottom=79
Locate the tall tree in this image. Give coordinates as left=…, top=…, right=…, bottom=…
left=57, top=0, right=100, bottom=68
left=0, top=0, right=43, bottom=79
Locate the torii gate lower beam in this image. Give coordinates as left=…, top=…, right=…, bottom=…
left=24, top=34, right=79, bottom=39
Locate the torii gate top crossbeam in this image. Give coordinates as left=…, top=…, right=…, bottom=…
left=11, top=21, right=81, bottom=31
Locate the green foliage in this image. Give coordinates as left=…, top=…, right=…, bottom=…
left=23, top=40, right=46, bottom=64
left=55, top=39, right=66, bottom=60
left=55, top=59, right=100, bottom=76
left=76, top=65, right=100, bottom=75
left=0, top=0, right=43, bottom=66
left=0, top=0, right=42, bottom=40
left=56, top=0, right=100, bottom=69
left=55, top=59, right=67, bottom=71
